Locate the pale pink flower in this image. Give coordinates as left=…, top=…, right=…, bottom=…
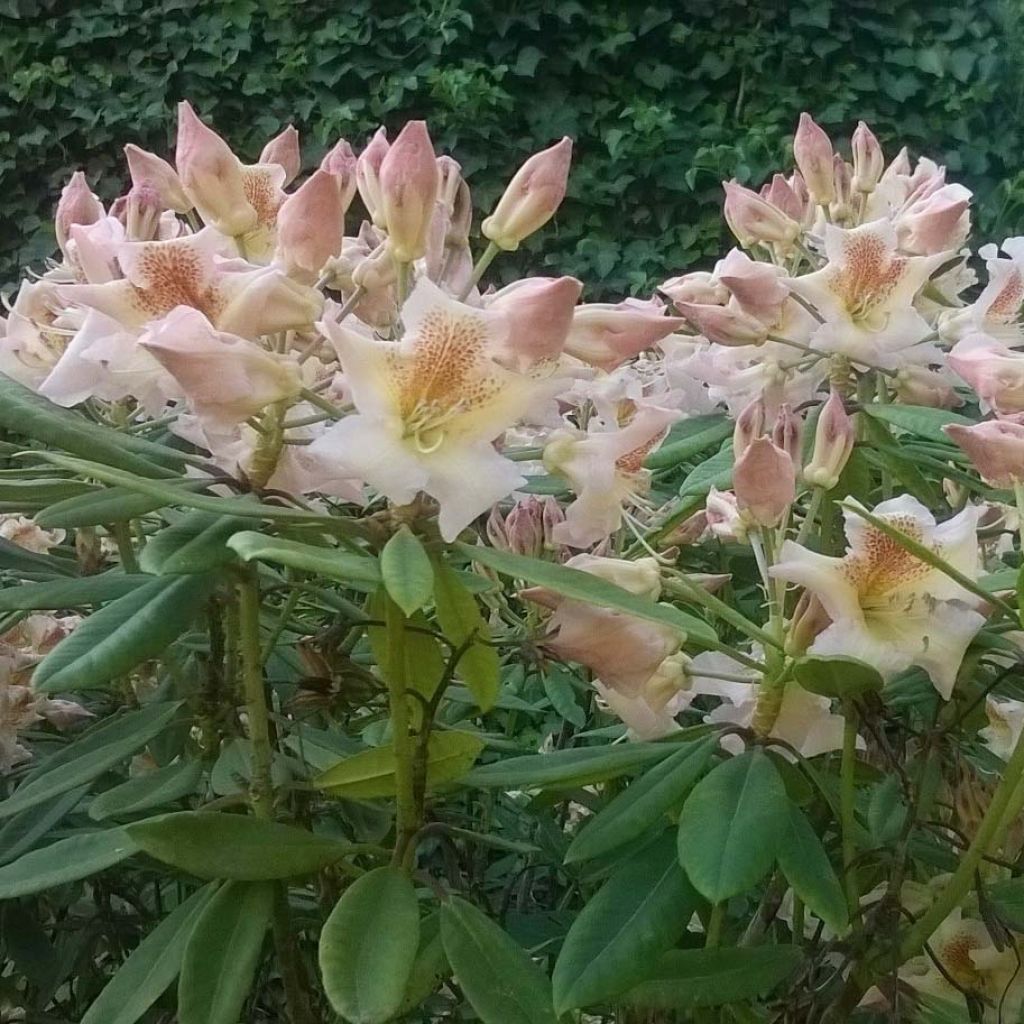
left=733, top=437, right=796, bottom=527
left=792, top=113, right=835, bottom=205
left=945, top=420, right=1024, bottom=487
left=55, top=172, right=104, bottom=257
left=275, top=169, right=345, bottom=283
left=483, top=276, right=582, bottom=371
left=948, top=333, right=1024, bottom=414
left=378, top=121, right=439, bottom=263
left=259, top=124, right=301, bottom=185
left=356, top=127, right=389, bottom=223
left=125, top=144, right=192, bottom=213
left=563, top=299, right=686, bottom=371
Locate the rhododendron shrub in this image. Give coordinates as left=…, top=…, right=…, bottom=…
left=2, top=106, right=1024, bottom=1024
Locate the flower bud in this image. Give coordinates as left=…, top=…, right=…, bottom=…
left=541, top=496, right=566, bottom=551
left=945, top=421, right=1024, bottom=488
left=714, top=248, right=788, bottom=324
left=378, top=121, right=438, bottom=263
left=485, top=276, right=582, bottom=370
left=763, top=173, right=806, bottom=222
left=829, top=155, right=854, bottom=222
left=352, top=243, right=398, bottom=292
left=851, top=121, right=884, bottom=194
left=677, top=300, right=768, bottom=347
left=482, top=137, right=572, bottom=251
left=356, top=127, right=389, bottom=225
left=786, top=591, right=831, bottom=656
left=733, top=397, right=767, bottom=457
left=733, top=437, right=796, bottom=527
left=486, top=505, right=509, bottom=550
left=260, top=125, right=301, bottom=186
left=563, top=301, right=685, bottom=371
left=896, top=187, right=971, bottom=256
left=894, top=366, right=963, bottom=410
left=175, top=101, right=256, bottom=236
left=320, top=138, right=358, bottom=211
left=659, top=271, right=728, bottom=307
left=723, top=180, right=801, bottom=248
left=792, top=112, right=835, bottom=205
left=804, top=390, right=854, bottom=490
left=125, top=144, right=192, bottom=213
left=661, top=509, right=708, bottom=546
left=504, top=497, right=546, bottom=557
left=275, top=169, right=345, bottom=283
left=55, top=172, right=104, bottom=254
left=125, top=183, right=163, bottom=241
left=705, top=487, right=745, bottom=542
left=772, top=403, right=803, bottom=467
left=566, top=553, right=662, bottom=599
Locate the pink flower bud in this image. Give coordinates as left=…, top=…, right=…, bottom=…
left=175, top=101, right=255, bottom=236
left=486, top=505, right=509, bottom=550
left=804, top=390, right=854, bottom=490
left=563, top=301, right=685, bottom=371
left=714, top=248, right=788, bottom=324
left=676, top=300, right=769, bottom=347
left=661, top=509, right=709, bottom=547
left=763, top=174, right=807, bottom=222
left=792, top=113, right=835, bottom=205
left=733, top=436, right=796, bottom=527
left=723, top=180, right=801, bottom=248
left=660, top=271, right=728, bottom=307
left=949, top=334, right=1024, bottom=415
left=378, top=121, right=439, bottom=264
left=55, top=172, right=104, bottom=253
left=851, top=121, right=884, bottom=194
left=894, top=366, right=963, bottom=410
left=320, top=138, right=358, bottom=211
left=772, top=403, right=803, bottom=466
left=786, top=591, right=831, bottom=656
left=482, top=137, right=572, bottom=251
left=505, top=497, right=546, bottom=557
left=830, top=154, right=854, bottom=221
left=356, top=127, right=389, bottom=224
left=485, top=276, right=582, bottom=370
left=125, top=144, right=192, bottom=213
left=275, top=169, right=345, bottom=283
left=896, top=186, right=971, bottom=256
left=945, top=420, right=1024, bottom=488
left=260, top=125, right=301, bottom=186
left=733, top=397, right=767, bottom=458
left=125, top=183, right=164, bottom=241
left=705, top=487, right=745, bottom=541
left=541, top=496, right=566, bottom=552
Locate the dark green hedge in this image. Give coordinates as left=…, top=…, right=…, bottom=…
left=2, top=0, right=1022, bottom=295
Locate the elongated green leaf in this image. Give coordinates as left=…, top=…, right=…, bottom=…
left=126, top=811, right=353, bottom=879
left=464, top=742, right=676, bottom=789
left=0, top=477, right=96, bottom=506
left=89, top=760, right=203, bottom=821
left=0, top=828, right=138, bottom=898
left=678, top=441, right=733, bottom=498
left=0, top=702, right=183, bottom=820
left=861, top=403, right=972, bottom=444
left=677, top=749, right=788, bottom=902
left=319, top=867, right=420, bottom=1023
left=987, top=878, right=1024, bottom=931
left=0, top=788, right=87, bottom=865
left=227, top=531, right=381, bottom=585
left=81, top=883, right=218, bottom=1024
left=178, top=880, right=273, bottom=1024
left=139, top=512, right=248, bottom=575
left=622, top=946, right=802, bottom=1009
left=777, top=806, right=849, bottom=934
left=316, top=731, right=484, bottom=799
left=433, top=559, right=500, bottom=710
left=381, top=526, right=434, bottom=615
left=553, top=834, right=701, bottom=1013
left=441, top=896, right=558, bottom=1024
left=646, top=416, right=732, bottom=470
left=36, top=484, right=205, bottom=529
left=0, top=372, right=185, bottom=475
left=541, top=666, right=586, bottom=728
left=793, top=654, right=884, bottom=700
left=396, top=913, right=450, bottom=1016
left=0, top=573, right=151, bottom=611
left=33, top=574, right=215, bottom=692
left=455, top=542, right=716, bottom=647
left=566, top=737, right=717, bottom=863
left=0, top=536, right=76, bottom=577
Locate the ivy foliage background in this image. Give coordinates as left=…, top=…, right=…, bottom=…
left=2, top=0, right=1023, bottom=296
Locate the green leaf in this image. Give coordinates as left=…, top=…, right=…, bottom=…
left=0, top=702, right=183, bottom=820
left=622, top=946, right=802, bottom=1009
left=0, top=372, right=185, bottom=476
left=227, top=530, right=381, bottom=586
left=178, top=880, right=272, bottom=1024
left=433, top=559, right=500, bottom=710
left=0, top=788, right=87, bottom=866
left=315, top=731, right=484, bottom=799
left=37, top=484, right=205, bottom=529
left=0, top=573, right=151, bottom=611
left=465, top=742, right=678, bottom=789
left=0, top=828, right=138, bottom=898
left=861, top=403, right=972, bottom=445
left=139, top=512, right=248, bottom=575
left=0, top=536, right=76, bottom=577
left=381, top=526, right=434, bottom=615
left=441, top=896, right=559, bottom=1024
left=645, top=415, right=732, bottom=470
left=566, top=737, right=717, bottom=863
left=395, top=913, right=450, bottom=1016
left=33, top=574, right=215, bottom=692
left=553, top=834, right=702, bottom=1013
left=776, top=806, right=849, bottom=934
left=126, top=811, right=354, bottom=879
left=868, top=775, right=907, bottom=847
left=677, top=749, right=788, bottom=902
left=89, top=760, right=203, bottom=821
left=81, top=883, right=218, bottom=1024
left=792, top=654, right=884, bottom=700
left=678, top=441, right=733, bottom=498
left=455, top=542, right=716, bottom=647
left=541, top=666, right=586, bottom=727
left=319, top=867, right=420, bottom=1023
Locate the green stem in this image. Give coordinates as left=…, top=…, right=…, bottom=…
left=298, top=387, right=344, bottom=419
left=840, top=699, right=859, bottom=914
left=385, top=597, right=418, bottom=869
left=238, top=569, right=275, bottom=821
left=662, top=574, right=783, bottom=652
left=110, top=520, right=139, bottom=573
left=705, top=903, right=724, bottom=948
left=794, top=488, right=825, bottom=546
left=459, top=240, right=500, bottom=300
left=272, top=883, right=316, bottom=1024
left=395, top=260, right=412, bottom=306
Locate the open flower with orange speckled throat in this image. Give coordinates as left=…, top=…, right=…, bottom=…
left=310, top=277, right=568, bottom=540
left=770, top=495, right=986, bottom=698
left=786, top=219, right=949, bottom=369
